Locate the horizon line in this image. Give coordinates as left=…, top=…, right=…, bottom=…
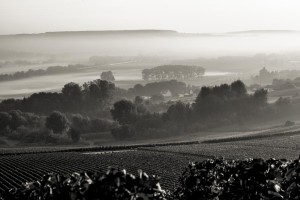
left=0, top=29, right=299, bottom=37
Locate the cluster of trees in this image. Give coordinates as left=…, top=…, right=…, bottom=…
left=127, top=80, right=194, bottom=97
left=270, top=77, right=300, bottom=90
left=0, top=110, right=42, bottom=134
left=100, top=71, right=115, bottom=81
left=142, top=65, right=205, bottom=81
left=0, top=79, right=195, bottom=116
left=0, top=60, right=34, bottom=67
left=193, top=80, right=268, bottom=124
left=110, top=80, right=270, bottom=139
left=252, top=67, right=300, bottom=85
left=0, top=64, right=85, bottom=82
left=0, top=79, right=125, bottom=115
left=0, top=109, right=113, bottom=144
left=0, top=77, right=287, bottom=142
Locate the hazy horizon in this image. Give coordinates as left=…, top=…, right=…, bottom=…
left=1, top=0, right=300, bottom=35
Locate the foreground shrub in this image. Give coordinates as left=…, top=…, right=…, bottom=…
left=174, top=157, right=300, bottom=200
left=2, top=168, right=168, bottom=200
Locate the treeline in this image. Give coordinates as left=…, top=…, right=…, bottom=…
left=127, top=80, right=195, bottom=97
left=142, top=65, right=205, bottom=81
left=0, top=79, right=192, bottom=115
left=0, top=64, right=86, bottom=82
left=0, top=109, right=113, bottom=144
left=109, top=80, right=273, bottom=139
left=0, top=79, right=124, bottom=115
left=0, top=80, right=275, bottom=141
left=271, top=77, right=300, bottom=90
left=252, top=67, right=300, bottom=85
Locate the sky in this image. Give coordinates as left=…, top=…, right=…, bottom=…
left=1, top=0, right=300, bottom=35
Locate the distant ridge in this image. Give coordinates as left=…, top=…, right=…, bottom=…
left=226, top=30, right=300, bottom=34
left=1, top=29, right=300, bottom=37
left=2, top=30, right=179, bottom=37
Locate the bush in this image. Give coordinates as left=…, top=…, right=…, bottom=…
left=71, top=114, right=90, bottom=133
left=174, top=157, right=300, bottom=200
left=18, top=129, right=56, bottom=144
left=111, top=125, right=135, bottom=140
left=8, top=110, right=27, bottom=130
left=2, top=168, right=168, bottom=200
left=90, top=118, right=113, bottom=133
left=284, top=120, right=295, bottom=127
left=45, top=111, right=69, bottom=134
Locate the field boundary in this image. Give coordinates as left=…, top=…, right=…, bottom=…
left=202, top=129, right=300, bottom=144
left=0, top=141, right=199, bottom=156
left=140, top=147, right=217, bottom=159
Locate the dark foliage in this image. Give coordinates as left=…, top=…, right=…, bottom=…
left=193, top=80, right=268, bottom=123
left=0, top=79, right=119, bottom=115
left=1, top=168, right=168, bottom=200
left=68, top=128, right=81, bottom=143
left=111, top=124, right=136, bottom=140
left=89, top=118, right=113, bottom=133
left=111, top=100, right=137, bottom=125
left=128, top=80, right=188, bottom=97
left=142, top=65, right=205, bottom=81
left=0, top=64, right=85, bottom=82
left=45, top=111, right=69, bottom=134
left=0, top=112, right=11, bottom=131
left=101, top=71, right=115, bottom=81
left=4, top=157, right=300, bottom=200
left=174, top=157, right=300, bottom=200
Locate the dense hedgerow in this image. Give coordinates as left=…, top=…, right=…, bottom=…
left=3, top=157, right=300, bottom=200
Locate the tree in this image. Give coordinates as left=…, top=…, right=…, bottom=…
left=46, top=111, right=69, bottom=134
left=101, top=71, right=115, bottom=81
left=9, top=110, right=27, bottom=130
left=134, top=96, right=143, bottom=104
left=62, top=82, right=82, bottom=99
left=71, top=114, right=90, bottom=133
left=90, top=118, right=113, bottom=132
left=231, top=80, right=247, bottom=98
left=151, top=94, right=164, bottom=102
left=253, top=89, right=268, bottom=106
left=166, top=102, right=190, bottom=132
left=110, top=100, right=136, bottom=125
left=83, top=79, right=115, bottom=108
left=142, top=65, right=205, bottom=81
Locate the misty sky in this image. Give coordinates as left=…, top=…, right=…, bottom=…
left=1, top=0, right=300, bottom=35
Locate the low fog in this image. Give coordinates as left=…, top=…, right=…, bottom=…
left=1, top=30, right=300, bottom=59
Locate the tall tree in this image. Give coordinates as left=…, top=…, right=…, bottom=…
left=231, top=80, right=247, bottom=98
